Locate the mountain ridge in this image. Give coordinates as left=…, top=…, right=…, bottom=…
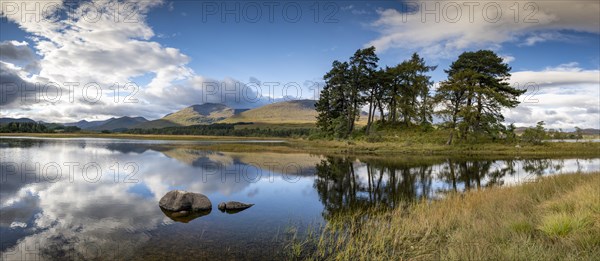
left=221, top=99, right=318, bottom=124
left=133, top=103, right=235, bottom=129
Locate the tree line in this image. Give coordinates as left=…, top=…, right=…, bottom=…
left=126, top=123, right=311, bottom=137
left=0, top=122, right=80, bottom=133
left=316, top=47, right=526, bottom=144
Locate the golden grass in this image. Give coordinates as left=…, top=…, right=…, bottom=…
left=289, top=173, right=600, bottom=260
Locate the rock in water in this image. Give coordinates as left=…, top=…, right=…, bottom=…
left=159, top=190, right=212, bottom=212
left=217, top=201, right=254, bottom=213
left=160, top=208, right=211, bottom=223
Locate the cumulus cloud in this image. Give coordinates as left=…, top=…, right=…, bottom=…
left=0, top=41, right=35, bottom=62
left=367, top=1, right=600, bottom=57
left=504, top=64, right=600, bottom=129
left=0, top=0, right=271, bottom=122
left=0, top=61, right=62, bottom=108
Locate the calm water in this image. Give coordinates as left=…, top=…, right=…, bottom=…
left=1, top=137, right=598, bottom=260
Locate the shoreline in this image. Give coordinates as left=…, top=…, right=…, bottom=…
left=291, top=172, right=600, bottom=260
left=1, top=133, right=599, bottom=157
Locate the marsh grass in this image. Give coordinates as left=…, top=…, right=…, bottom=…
left=286, top=173, right=600, bottom=260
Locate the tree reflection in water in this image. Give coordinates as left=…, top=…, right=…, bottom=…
left=314, top=157, right=567, bottom=219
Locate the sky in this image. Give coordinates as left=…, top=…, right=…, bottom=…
left=0, top=0, right=598, bottom=129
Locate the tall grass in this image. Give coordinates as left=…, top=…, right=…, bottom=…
left=288, top=173, right=600, bottom=260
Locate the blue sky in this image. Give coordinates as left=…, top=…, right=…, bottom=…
left=1, top=0, right=599, bottom=129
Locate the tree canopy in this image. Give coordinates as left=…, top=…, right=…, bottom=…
left=316, top=48, right=525, bottom=143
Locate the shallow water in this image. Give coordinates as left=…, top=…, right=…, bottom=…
left=1, top=137, right=598, bottom=260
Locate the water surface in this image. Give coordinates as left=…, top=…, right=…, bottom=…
left=1, top=137, right=598, bottom=260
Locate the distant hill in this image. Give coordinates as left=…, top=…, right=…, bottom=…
left=222, top=100, right=318, bottom=124
left=581, top=128, right=600, bottom=135
left=132, top=119, right=180, bottom=129
left=515, top=127, right=600, bottom=135
left=65, top=119, right=113, bottom=129
left=0, top=118, right=36, bottom=125
left=87, top=116, right=148, bottom=131
left=133, top=103, right=234, bottom=129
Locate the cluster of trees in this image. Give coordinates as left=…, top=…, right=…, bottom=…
left=522, top=122, right=585, bottom=144
left=0, top=122, right=50, bottom=133
left=0, top=122, right=81, bottom=133
left=316, top=47, right=526, bottom=144
left=520, top=121, right=547, bottom=145
left=548, top=127, right=584, bottom=141
left=126, top=123, right=311, bottom=137
left=435, top=50, right=524, bottom=144
left=316, top=48, right=436, bottom=137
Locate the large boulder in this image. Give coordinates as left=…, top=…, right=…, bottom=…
left=159, top=190, right=212, bottom=212
left=217, top=201, right=254, bottom=214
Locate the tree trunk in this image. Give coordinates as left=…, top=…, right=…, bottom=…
left=446, top=131, right=454, bottom=145
left=475, top=92, right=483, bottom=134
left=366, top=93, right=374, bottom=133
left=462, top=93, right=473, bottom=141
left=377, top=99, right=384, bottom=123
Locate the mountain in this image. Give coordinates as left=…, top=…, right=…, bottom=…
left=87, top=116, right=148, bottom=131
left=0, top=118, right=36, bottom=125
left=221, top=100, right=318, bottom=124
left=164, top=103, right=234, bottom=125
left=133, top=103, right=234, bottom=129
left=65, top=119, right=113, bottom=129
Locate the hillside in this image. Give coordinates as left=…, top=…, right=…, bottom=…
left=87, top=117, right=148, bottom=131
left=65, top=119, right=113, bottom=129
left=222, top=100, right=318, bottom=124
left=133, top=103, right=234, bottom=129
left=132, top=119, right=180, bottom=129
left=0, top=118, right=35, bottom=125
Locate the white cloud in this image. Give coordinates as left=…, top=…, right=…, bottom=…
left=505, top=64, right=600, bottom=129
left=367, top=1, right=600, bottom=57
left=0, top=0, right=269, bottom=122
left=500, top=55, right=515, bottom=64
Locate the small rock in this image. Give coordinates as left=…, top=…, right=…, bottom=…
left=218, top=201, right=254, bottom=213
left=159, top=190, right=212, bottom=212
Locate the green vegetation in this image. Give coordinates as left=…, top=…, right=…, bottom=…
left=0, top=122, right=50, bottom=133
left=316, top=46, right=383, bottom=138
left=316, top=48, right=525, bottom=144
left=548, top=127, right=585, bottom=141
left=126, top=123, right=311, bottom=137
left=2, top=128, right=599, bottom=156
left=521, top=121, right=547, bottom=145
left=0, top=122, right=80, bottom=133
left=286, top=172, right=600, bottom=260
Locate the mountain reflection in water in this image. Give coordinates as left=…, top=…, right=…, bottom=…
left=0, top=137, right=597, bottom=260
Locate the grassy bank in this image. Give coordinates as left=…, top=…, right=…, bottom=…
left=288, top=138, right=600, bottom=156
left=289, top=172, right=600, bottom=260
left=1, top=132, right=599, bottom=156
